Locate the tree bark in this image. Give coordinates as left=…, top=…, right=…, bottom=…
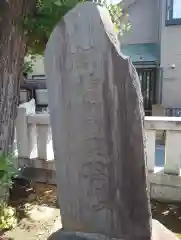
left=0, top=0, right=37, bottom=154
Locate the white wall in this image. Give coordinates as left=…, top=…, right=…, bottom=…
left=160, top=1, right=181, bottom=108
left=121, top=0, right=160, bottom=44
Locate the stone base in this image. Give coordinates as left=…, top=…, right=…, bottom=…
left=47, top=219, right=179, bottom=240
left=18, top=167, right=57, bottom=184
left=149, top=172, right=181, bottom=202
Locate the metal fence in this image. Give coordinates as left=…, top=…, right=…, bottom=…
left=136, top=68, right=157, bottom=116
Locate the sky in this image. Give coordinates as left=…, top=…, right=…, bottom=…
left=173, top=0, right=181, bottom=18
left=105, top=0, right=122, bottom=5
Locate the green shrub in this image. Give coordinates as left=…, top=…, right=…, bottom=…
left=0, top=154, right=18, bottom=230
left=0, top=202, right=17, bottom=230
left=0, top=153, right=17, bottom=189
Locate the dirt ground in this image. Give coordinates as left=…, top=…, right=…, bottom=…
left=1, top=179, right=181, bottom=239
left=0, top=179, right=61, bottom=240
left=152, top=201, right=181, bottom=239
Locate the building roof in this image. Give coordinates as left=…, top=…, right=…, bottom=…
left=121, top=43, right=160, bottom=65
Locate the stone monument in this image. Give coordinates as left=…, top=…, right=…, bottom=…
left=45, top=2, right=151, bottom=240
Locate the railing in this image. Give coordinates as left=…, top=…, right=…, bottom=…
left=14, top=100, right=181, bottom=201
left=14, top=99, right=54, bottom=171
left=145, top=116, right=181, bottom=175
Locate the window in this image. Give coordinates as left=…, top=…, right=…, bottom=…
left=166, top=0, right=181, bottom=25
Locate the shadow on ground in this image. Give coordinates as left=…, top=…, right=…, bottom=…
left=9, top=178, right=59, bottom=221
left=152, top=200, right=181, bottom=237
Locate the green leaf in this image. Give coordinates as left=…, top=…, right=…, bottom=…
left=24, top=0, right=130, bottom=55
left=0, top=156, right=8, bottom=171
left=0, top=154, right=17, bottom=188
left=53, top=0, right=63, bottom=6
left=0, top=171, right=6, bottom=180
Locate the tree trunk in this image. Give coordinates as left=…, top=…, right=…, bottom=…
left=0, top=0, right=37, bottom=154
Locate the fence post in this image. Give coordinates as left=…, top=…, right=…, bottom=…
left=27, top=123, right=37, bottom=159
left=15, top=99, right=36, bottom=158
left=36, top=124, right=49, bottom=159
left=15, top=107, right=29, bottom=158
left=146, top=130, right=156, bottom=172
left=164, top=130, right=181, bottom=175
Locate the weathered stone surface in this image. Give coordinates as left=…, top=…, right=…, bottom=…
left=45, top=2, right=151, bottom=240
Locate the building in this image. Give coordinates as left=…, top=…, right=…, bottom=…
left=121, top=0, right=181, bottom=115
left=27, top=0, right=181, bottom=114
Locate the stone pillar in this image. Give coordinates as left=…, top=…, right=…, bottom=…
left=45, top=3, right=151, bottom=240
